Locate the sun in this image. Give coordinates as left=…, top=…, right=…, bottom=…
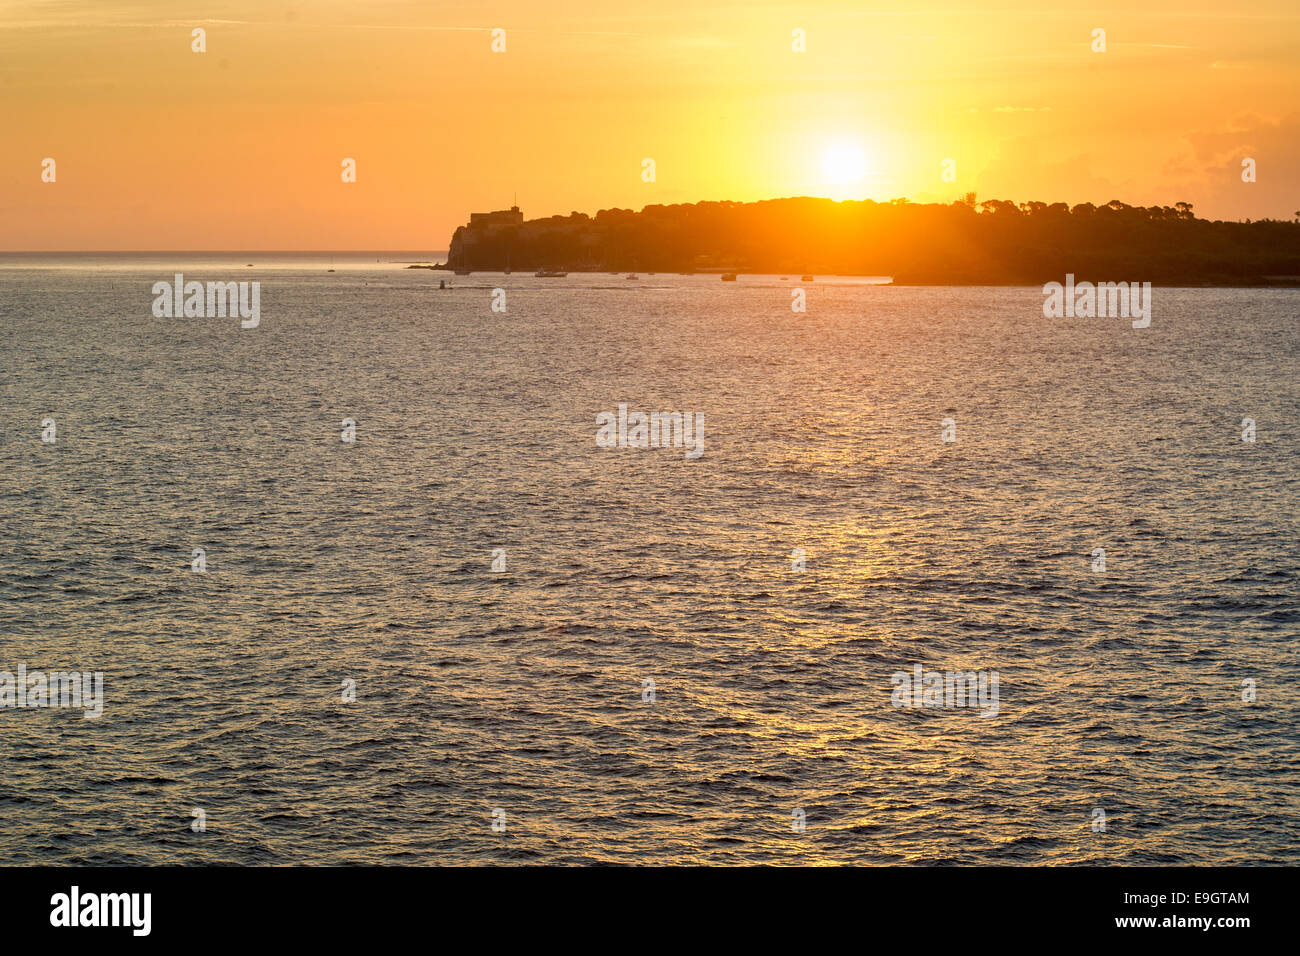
left=820, top=141, right=869, bottom=197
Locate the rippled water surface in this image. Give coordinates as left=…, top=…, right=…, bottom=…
left=1, top=266, right=1297, bottom=864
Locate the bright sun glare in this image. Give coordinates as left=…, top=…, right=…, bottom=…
left=820, top=142, right=868, bottom=197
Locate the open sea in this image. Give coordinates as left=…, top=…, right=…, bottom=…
left=1, top=254, right=1296, bottom=864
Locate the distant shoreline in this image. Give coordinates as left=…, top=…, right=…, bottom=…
left=405, top=264, right=1300, bottom=289
left=1, top=250, right=1296, bottom=288
left=438, top=196, right=1300, bottom=288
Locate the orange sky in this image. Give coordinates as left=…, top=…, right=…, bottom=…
left=3, top=0, right=1298, bottom=249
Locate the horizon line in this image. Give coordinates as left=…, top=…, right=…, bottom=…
left=0, top=250, right=449, bottom=255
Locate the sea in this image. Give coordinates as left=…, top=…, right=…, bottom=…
left=0, top=253, right=1296, bottom=864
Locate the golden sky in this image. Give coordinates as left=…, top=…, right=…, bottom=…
left=3, top=0, right=1298, bottom=249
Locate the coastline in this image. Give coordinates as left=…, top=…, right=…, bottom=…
left=408, top=264, right=1300, bottom=289
left=437, top=197, right=1300, bottom=290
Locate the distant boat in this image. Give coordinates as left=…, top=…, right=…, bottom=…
left=626, top=274, right=639, bottom=280
left=801, top=274, right=814, bottom=281
left=455, top=269, right=472, bottom=276
left=721, top=273, right=737, bottom=281
left=535, top=270, right=567, bottom=277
